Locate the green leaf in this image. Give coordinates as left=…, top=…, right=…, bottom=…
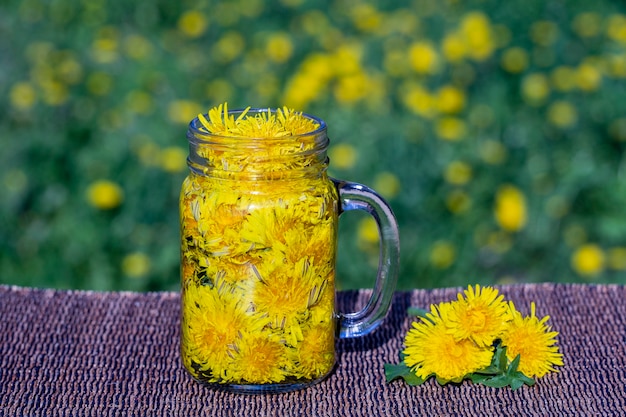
left=406, top=306, right=430, bottom=319
left=384, top=361, right=426, bottom=386
left=384, top=362, right=412, bottom=383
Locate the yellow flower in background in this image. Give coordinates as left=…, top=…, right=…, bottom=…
left=550, top=66, right=577, bottom=92
left=125, top=90, right=154, bottom=115
left=608, top=247, right=626, bottom=270
left=358, top=217, right=379, bottom=245
left=350, top=3, right=383, bottom=33
left=402, top=83, right=435, bottom=118
left=122, top=252, right=151, bottom=278
left=328, top=143, right=357, bottom=170
left=409, top=41, right=440, bottom=74
left=373, top=171, right=401, bottom=199
left=547, top=100, right=578, bottom=129
left=442, top=32, right=467, bottom=63
left=9, top=82, right=37, bottom=111
left=446, top=189, right=472, bottom=214
left=480, top=140, right=507, bottom=165
left=429, top=240, right=456, bottom=269
left=571, top=244, right=605, bottom=277
left=435, top=117, right=466, bottom=141
left=90, top=27, right=119, bottom=64
left=86, top=180, right=124, bottom=210
left=403, top=302, right=494, bottom=382
left=212, top=31, right=245, bottom=63
left=571, top=12, right=602, bottom=38
left=444, top=161, right=472, bottom=185
left=521, top=73, right=550, bottom=105
left=178, top=10, right=209, bottom=38
left=501, top=47, right=529, bottom=74
left=123, top=34, right=153, bottom=61
left=334, top=71, right=369, bottom=104
left=160, top=146, right=187, bottom=173
left=435, top=85, right=466, bottom=114
left=607, top=14, right=626, bottom=43
left=501, top=302, right=563, bottom=378
left=576, top=63, right=602, bottom=91
left=86, top=72, right=113, bottom=96
left=265, top=32, right=294, bottom=63
left=530, top=21, right=559, bottom=47
left=168, top=100, right=203, bottom=125
left=494, top=185, right=527, bottom=232
left=461, top=12, right=496, bottom=61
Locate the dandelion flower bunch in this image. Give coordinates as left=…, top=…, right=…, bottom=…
left=386, top=285, right=563, bottom=390
left=180, top=103, right=337, bottom=386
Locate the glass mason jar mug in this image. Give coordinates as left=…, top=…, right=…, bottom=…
left=179, top=107, right=400, bottom=393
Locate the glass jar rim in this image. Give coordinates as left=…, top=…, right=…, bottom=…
left=187, top=107, right=327, bottom=141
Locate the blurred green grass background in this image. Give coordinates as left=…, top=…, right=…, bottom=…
left=2, top=0, right=626, bottom=291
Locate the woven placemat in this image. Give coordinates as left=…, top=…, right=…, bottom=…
left=1, top=283, right=625, bottom=416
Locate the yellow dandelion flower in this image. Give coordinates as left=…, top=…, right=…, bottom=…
left=435, top=85, right=466, bottom=114
left=571, top=244, right=605, bottom=277
left=181, top=284, right=269, bottom=380
left=550, top=66, right=577, bottom=92
left=501, top=47, right=529, bottom=74
left=461, top=12, right=495, bottom=61
left=444, top=161, right=472, bottom=185
left=429, top=240, right=456, bottom=269
left=530, top=21, right=559, bottom=47
left=547, top=101, right=578, bottom=129
left=10, top=82, right=37, bottom=111
left=403, top=303, right=494, bottom=382
left=159, top=146, right=187, bottom=173
left=494, top=185, right=527, bottom=232
left=373, top=171, right=401, bottom=199
left=480, top=140, right=507, bottom=165
left=442, top=32, right=467, bottom=63
left=122, top=252, right=151, bottom=278
left=501, top=302, right=563, bottom=378
left=435, top=117, right=466, bottom=141
left=168, top=100, right=203, bottom=125
left=292, top=323, right=335, bottom=380
left=212, top=31, right=245, bottom=63
left=607, top=14, right=626, bottom=44
left=446, top=285, right=510, bottom=347
left=231, top=332, right=287, bottom=384
left=521, top=73, right=550, bottom=106
left=445, top=189, right=472, bottom=214
left=402, top=83, right=435, bottom=118
left=608, top=247, right=626, bottom=270
left=249, top=259, right=321, bottom=330
left=571, top=12, right=602, bottom=38
left=358, top=217, right=379, bottom=245
left=408, top=41, right=440, bottom=74
left=266, top=32, right=294, bottom=63
left=86, top=180, right=124, bottom=210
left=328, top=143, right=357, bottom=170
left=198, top=103, right=319, bottom=138
left=178, top=10, right=209, bottom=38
left=576, top=63, right=602, bottom=91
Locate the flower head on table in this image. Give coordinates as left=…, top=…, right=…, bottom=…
left=385, top=284, right=563, bottom=390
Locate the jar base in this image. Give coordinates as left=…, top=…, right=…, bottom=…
left=186, top=366, right=335, bottom=394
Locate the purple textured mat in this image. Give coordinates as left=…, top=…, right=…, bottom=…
left=1, top=283, right=625, bottom=416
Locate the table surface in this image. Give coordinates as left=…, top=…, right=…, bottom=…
left=1, top=283, right=625, bottom=416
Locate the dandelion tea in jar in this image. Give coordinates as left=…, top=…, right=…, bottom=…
left=180, top=104, right=400, bottom=393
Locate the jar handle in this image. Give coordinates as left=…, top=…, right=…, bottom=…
left=334, top=179, right=400, bottom=338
